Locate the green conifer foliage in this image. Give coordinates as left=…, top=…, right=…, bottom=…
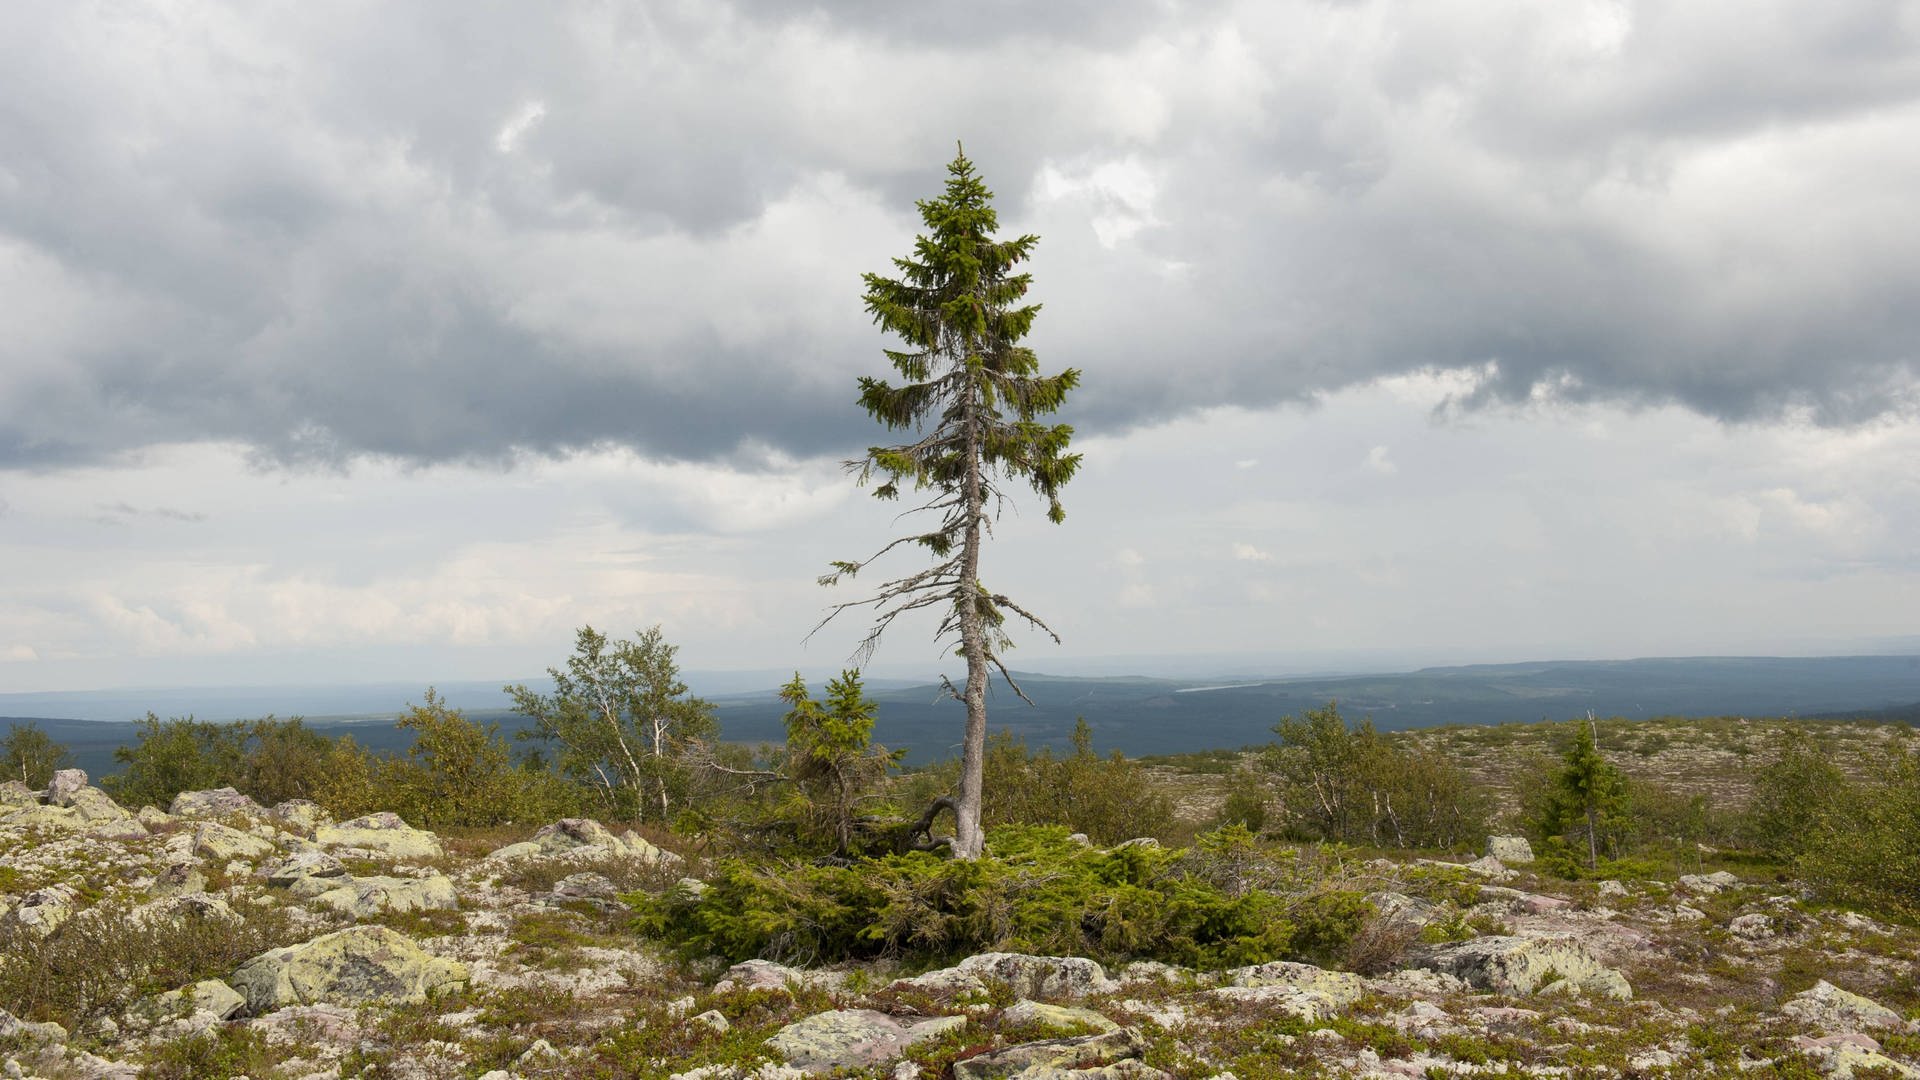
left=819, top=146, right=1081, bottom=860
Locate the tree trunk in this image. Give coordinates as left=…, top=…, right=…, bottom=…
left=1586, top=806, right=1599, bottom=869
left=952, top=397, right=989, bottom=860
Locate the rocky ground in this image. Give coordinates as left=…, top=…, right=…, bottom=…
left=3, top=771, right=1918, bottom=1079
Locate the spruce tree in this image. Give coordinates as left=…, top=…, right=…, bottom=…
left=819, top=146, right=1081, bottom=859
left=1553, top=716, right=1629, bottom=869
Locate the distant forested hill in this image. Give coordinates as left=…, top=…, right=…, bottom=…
left=10, top=654, right=1919, bottom=776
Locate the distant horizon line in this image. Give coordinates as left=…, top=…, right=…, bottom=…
left=4, top=646, right=1918, bottom=712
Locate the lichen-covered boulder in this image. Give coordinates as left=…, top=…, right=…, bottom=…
left=1677, top=871, right=1742, bottom=895
left=1001, top=999, right=1120, bottom=1034
left=951, top=1026, right=1157, bottom=1080
left=766, top=1009, right=964, bottom=1075
left=1790, top=1034, right=1920, bottom=1080
left=1486, top=835, right=1535, bottom=863
left=149, top=861, right=207, bottom=897
left=7, top=883, right=79, bottom=937
left=1, top=803, right=81, bottom=830
left=269, top=799, right=331, bottom=834
left=132, top=893, right=239, bottom=928
left=138, top=979, right=247, bottom=1024
left=1784, top=981, right=1904, bottom=1033
left=1419, top=935, right=1632, bottom=1000
left=44, top=768, right=89, bottom=806
left=261, top=848, right=347, bottom=887
left=1210, top=960, right=1369, bottom=1021
left=315, top=812, right=443, bottom=859
left=169, top=787, right=266, bottom=819
left=897, top=953, right=1117, bottom=1000
left=486, top=817, right=674, bottom=866
left=193, top=820, right=278, bottom=862
left=0, top=780, right=37, bottom=807
left=311, top=874, right=458, bottom=918
left=0, top=1008, right=67, bottom=1047
left=229, top=926, right=468, bottom=1013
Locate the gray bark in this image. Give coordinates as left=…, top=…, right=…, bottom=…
left=953, top=392, right=988, bottom=860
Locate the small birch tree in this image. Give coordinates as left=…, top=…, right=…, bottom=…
left=818, top=146, right=1081, bottom=860
left=507, top=625, right=716, bottom=823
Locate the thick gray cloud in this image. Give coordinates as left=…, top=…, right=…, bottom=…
left=2, top=0, right=1917, bottom=470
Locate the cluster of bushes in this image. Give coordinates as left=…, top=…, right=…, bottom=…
left=2, top=721, right=73, bottom=788
left=1257, top=702, right=1491, bottom=850
left=96, top=694, right=583, bottom=828
left=636, top=824, right=1371, bottom=970
left=1746, top=728, right=1920, bottom=918
left=897, top=718, right=1178, bottom=848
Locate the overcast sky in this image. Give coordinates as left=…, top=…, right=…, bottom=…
left=3, top=0, right=1918, bottom=696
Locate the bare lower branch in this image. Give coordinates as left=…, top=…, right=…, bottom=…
left=985, top=652, right=1036, bottom=706
left=989, top=593, right=1062, bottom=643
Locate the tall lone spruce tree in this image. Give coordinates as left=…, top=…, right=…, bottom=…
left=819, top=146, right=1081, bottom=860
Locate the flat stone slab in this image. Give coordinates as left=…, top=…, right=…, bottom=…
left=1419, top=935, right=1632, bottom=1000
left=229, top=925, right=468, bottom=1013
left=315, top=812, right=443, bottom=859
left=767, top=1009, right=964, bottom=1075
left=952, top=1026, right=1153, bottom=1080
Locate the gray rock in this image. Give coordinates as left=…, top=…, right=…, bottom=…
left=0, top=780, right=36, bottom=807
left=262, top=849, right=347, bottom=887
left=1486, top=835, right=1535, bottom=863
left=8, top=884, right=79, bottom=937
left=0, top=1008, right=67, bottom=1046
left=1790, top=1033, right=1920, bottom=1079
left=1462, top=855, right=1517, bottom=880
left=193, top=820, right=278, bottom=862
left=1210, top=961, right=1368, bottom=1022
left=767, top=1009, right=964, bottom=1074
left=229, top=925, right=468, bottom=1012
left=951, top=1026, right=1155, bottom=1080
left=1001, top=999, right=1119, bottom=1034
left=150, top=862, right=207, bottom=897
left=551, top=871, right=618, bottom=901
left=717, top=959, right=812, bottom=993
left=1677, top=871, right=1741, bottom=894
left=1368, top=891, right=1439, bottom=929
left=311, top=874, right=458, bottom=918
left=1419, top=935, right=1633, bottom=1000
left=133, top=893, right=239, bottom=928
left=0, top=803, right=80, bottom=830
left=269, top=799, right=331, bottom=834
left=899, top=953, right=1117, bottom=1000
left=44, top=769, right=88, bottom=806
left=139, top=979, right=247, bottom=1024
left=1783, top=981, right=1904, bottom=1032
left=168, top=787, right=265, bottom=819
left=487, top=817, right=676, bottom=866
left=1728, top=912, right=1775, bottom=940
left=314, top=812, right=443, bottom=859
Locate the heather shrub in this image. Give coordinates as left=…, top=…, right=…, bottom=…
left=0, top=898, right=303, bottom=1029
left=635, top=824, right=1365, bottom=970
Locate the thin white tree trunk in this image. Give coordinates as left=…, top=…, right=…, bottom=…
left=953, top=396, right=989, bottom=860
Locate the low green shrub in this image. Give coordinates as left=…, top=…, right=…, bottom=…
left=0, top=898, right=303, bottom=1028
left=634, top=825, right=1368, bottom=970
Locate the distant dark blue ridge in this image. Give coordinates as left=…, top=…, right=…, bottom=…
left=7, top=654, right=1918, bottom=778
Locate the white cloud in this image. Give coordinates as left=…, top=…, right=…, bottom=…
left=1232, top=543, right=1272, bottom=562
left=494, top=101, right=547, bottom=153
